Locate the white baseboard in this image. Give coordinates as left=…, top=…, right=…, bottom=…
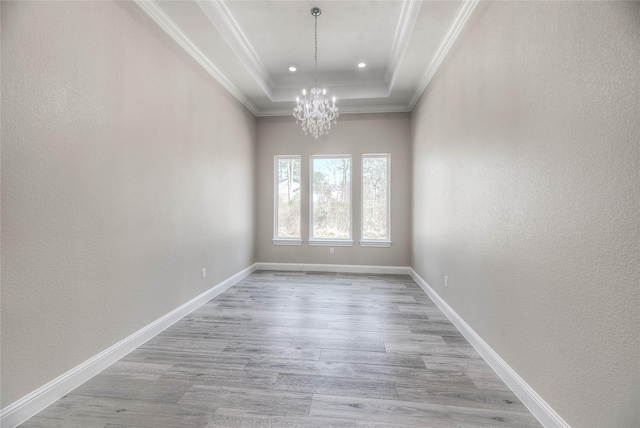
left=255, top=262, right=411, bottom=275
left=0, top=263, right=257, bottom=428
left=409, top=269, right=570, bottom=428
left=2, top=264, right=568, bottom=428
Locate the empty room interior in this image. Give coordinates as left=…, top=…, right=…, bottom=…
left=1, top=1, right=638, bottom=427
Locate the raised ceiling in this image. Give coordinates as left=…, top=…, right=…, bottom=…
left=135, top=0, right=479, bottom=116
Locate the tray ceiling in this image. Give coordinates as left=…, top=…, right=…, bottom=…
left=135, top=0, right=479, bottom=116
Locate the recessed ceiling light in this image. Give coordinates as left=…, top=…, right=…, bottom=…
left=357, top=62, right=366, bottom=68
left=288, top=66, right=297, bottom=72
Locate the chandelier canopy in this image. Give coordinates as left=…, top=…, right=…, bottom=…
left=293, top=7, right=338, bottom=139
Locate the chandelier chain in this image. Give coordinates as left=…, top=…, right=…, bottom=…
left=314, top=13, right=318, bottom=85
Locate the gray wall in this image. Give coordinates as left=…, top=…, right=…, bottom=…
left=255, top=114, right=411, bottom=267
left=1, top=1, right=256, bottom=407
left=411, top=2, right=639, bottom=427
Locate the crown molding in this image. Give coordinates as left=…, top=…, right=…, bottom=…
left=197, top=0, right=274, bottom=98
left=271, top=81, right=389, bottom=104
left=134, top=0, right=259, bottom=115
left=384, top=0, right=423, bottom=92
left=259, top=104, right=411, bottom=118
left=407, top=0, right=480, bottom=110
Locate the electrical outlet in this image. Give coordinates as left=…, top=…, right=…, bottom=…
left=202, top=268, right=207, bottom=278
left=330, top=247, right=334, bottom=254
left=444, top=276, right=448, bottom=287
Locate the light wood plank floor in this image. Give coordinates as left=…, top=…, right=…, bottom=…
left=21, top=271, right=541, bottom=427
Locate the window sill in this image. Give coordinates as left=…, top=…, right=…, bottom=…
left=308, top=239, right=354, bottom=247
left=359, top=240, right=392, bottom=248
left=272, top=239, right=303, bottom=246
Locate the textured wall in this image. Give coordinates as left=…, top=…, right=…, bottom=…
left=1, top=1, right=255, bottom=407
left=255, top=113, right=411, bottom=267
left=411, top=1, right=639, bottom=427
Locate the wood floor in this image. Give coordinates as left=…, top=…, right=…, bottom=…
left=21, top=271, right=541, bottom=427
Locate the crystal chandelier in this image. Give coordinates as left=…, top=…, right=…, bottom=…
left=293, top=7, right=338, bottom=139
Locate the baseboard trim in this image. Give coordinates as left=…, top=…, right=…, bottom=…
left=0, top=263, right=257, bottom=428
left=255, top=262, right=410, bottom=275
left=3, top=264, right=569, bottom=428
left=409, top=269, right=570, bottom=428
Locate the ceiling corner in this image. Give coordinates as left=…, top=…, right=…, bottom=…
left=407, top=0, right=481, bottom=110
left=384, top=0, right=423, bottom=91
left=197, top=0, right=274, bottom=98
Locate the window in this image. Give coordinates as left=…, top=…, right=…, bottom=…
left=361, top=154, right=391, bottom=246
left=310, top=155, right=353, bottom=245
left=273, top=156, right=301, bottom=245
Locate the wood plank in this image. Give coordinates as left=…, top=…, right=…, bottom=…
left=161, top=365, right=278, bottom=390
left=395, top=384, right=530, bottom=413
left=309, top=394, right=455, bottom=427
left=356, top=421, right=430, bottom=428
left=178, top=385, right=312, bottom=415
left=70, top=377, right=191, bottom=403
left=421, top=355, right=495, bottom=373
left=20, top=418, right=107, bottom=428
left=18, top=395, right=95, bottom=423
left=353, top=365, right=476, bottom=388
left=384, top=342, right=476, bottom=356
left=291, top=337, right=386, bottom=352
left=447, top=405, right=542, bottom=427
left=100, top=361, right=172, bottom=380
left=274, top=373, right=398, bottom=399
left=245, top=356, right=357, bottom=378
left=465, top=371, right=514, bottom=392
left=137, top=336, right=229, bottom=354
left=120, top=349, right=251, bottom=369
left=29, top=397, right=213, bottom=428
left=221, top=342, right=322, bottom=360
left=327, top=321, right=412, bottom=334
left=205, top=413, right=356, bottom=428
left=321, top=349, right=426, bottom=368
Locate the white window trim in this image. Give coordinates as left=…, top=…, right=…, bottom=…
left=309, top=154, right=353, bottom=243
left=359, top=240, right=391, bottom=248
left=360, top=153, right=391, bottom=246
left=309, top=239, right=354, bottom=247
left=274, top=155, right=302, bottom=243
left=273, top=238, right=303, bottom=246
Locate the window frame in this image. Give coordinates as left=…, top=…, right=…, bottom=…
left=360, top=153, right=391, bottom=247
left=309, top=154, right=354, bottom=247
left=273, top=155, right=302, bottom=246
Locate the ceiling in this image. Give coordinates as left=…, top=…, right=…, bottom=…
left=135, top=0, right=479, bottom=117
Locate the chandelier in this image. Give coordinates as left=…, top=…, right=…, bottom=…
left=293, top=7, right=338, bottom=139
